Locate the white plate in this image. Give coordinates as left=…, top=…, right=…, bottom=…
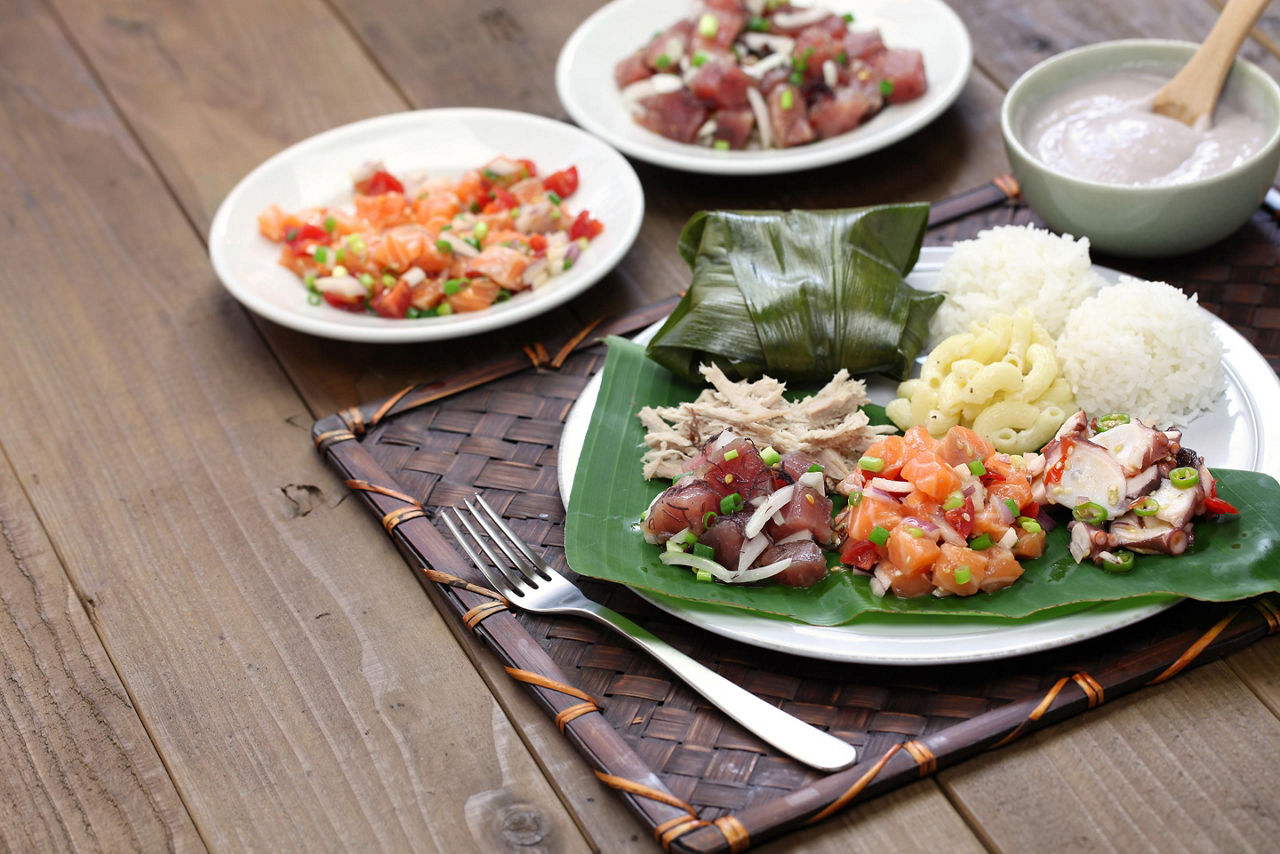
left=209, top=109, right=644, bottom=343
left=556, top=0, right=972, bottom=175
left=558, top=246, right=1280, bottom=664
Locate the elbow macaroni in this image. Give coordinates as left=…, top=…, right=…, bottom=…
left=888, top=310, right=1075, bottom=453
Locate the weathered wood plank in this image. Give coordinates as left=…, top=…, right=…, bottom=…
left=2, top=1, right=589, bottom=850
left=0, top=446, right=202, bottom=851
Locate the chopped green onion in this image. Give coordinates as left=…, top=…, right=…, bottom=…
left=848, top=489, right=863, bottom=507
left=788, top=70, right=804, bottom=85
left=495, top=289, right=511, bottom=303
left=1133, top=496, right=1160, bottom=516
left=672, top=472, right=691, bottom=483
left=836, top=50, right=848, bottom=65
left=435, top=238, right=452, bottom=254
left=906, top=526, right=923, bottom=539
left=547, top=190, right=562, bottom=206
left=1096, top=412, right=1130, bottom=432
left=550, top=208, right=561, bottom=220
left=307, top=292, right=322, bottom=306
left=1018, top=517, right=1042, bottom=534
left=563, top=257, right=574, bottom=271
left=441, top=223, right=453, bottom=230
left=807, top=463, right=824, bottom=473
left=780, top=89, right=795, bottom=110
left=713, top=140, right=730, bottom=150
left=943, top=492, right=964, bottom=511
left=723, top=449, right=739, bottom=462
left=693, top=542, right=714, bottom=560
left=702, top=511, right=718, bottom=528
left=1101, top=549, right=1135, bottom=573
left=1004, top=498, right=1019, bottom=517
left=285, top=227, right=299, bottom=242
left=968, top=533, right=992, bottom=550
left=335, top=247, right=347, bottom=264
left=443, top=278, right=465, bottom=295
left=880, top=79, right=894, bottom=96
left=698, top=12, right=718, bottom=38
left=436, top=303, right=453, bottom=316
left=761, top=446, right=781, bottom=466
left=470, top=201, right=481, bottom=213
left=791, top=55, right=807, bottom=72
left=868, top=526, right=889, bottom=546
left=967, top=459, right=986, bottom=476
left=655, top=53, right=672, bottom=70
left=666, top=529, right=696, bottom=551
left=473, top=221, right=489, bottom=241
left=1170, top=467, right=1200, bottom=489
left=303, top=272, right=318, bottom=292
left=313, top=245, right=329, bottom=265
left=953, top=564, right=971, bottom=585
left=804, top=46, right=815, bottom=59
left=858, top=455, right=884, bottom=473
left=695, top=568, right=714, bottom=583
left=331, top=265, right=348, bottom=278
left=463, top=237, right=481, bottom=251
left=1072, top=501, right=1107, bottom=525
left=382, top=273, right=397, bottom=287
left=843, top=12, right=855, bottom=23
left=719, top=492, right=744, bottom=515
left=747, top=16, right=769, bottom=31
left=323, top=215, right=337, bottom=233
left=406, top=307, right=422, bottom=319
left=346, top=234, right=366, bottom=255
left=358, top=273, right=374, bottom=286
left=692, top=51, right=710, bottom=67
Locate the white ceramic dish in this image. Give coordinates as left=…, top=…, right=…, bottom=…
left=209, top=109, right=644, bottom=343
left=556, top=0, right=972, bottom=175
left=558, top=246, right=1280, bottom=664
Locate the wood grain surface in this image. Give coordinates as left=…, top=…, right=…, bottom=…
left=3, top=0, right=1279, bottom=850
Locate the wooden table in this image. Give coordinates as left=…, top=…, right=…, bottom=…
left=4, top=0, right=1278, bottom=850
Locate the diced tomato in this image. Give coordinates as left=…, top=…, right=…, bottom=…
left=323, top=291, right=366, bottom=312
left=370, top=280, right=410, bottom=318
left=517, top=158, right=537, bottom=179
left=484, top=186, right=518, bottom=213
left=943, top=496, right=974, bottom=539
left=839, top=537, right=878, bottom=570
left=1204, top=495, right=1238, bottom=515
left=355, top=170, right=404, bottom=196
left=543, top=166, right=579, bottom=199
left=568, top=210, right=604, bottom=240
left=287, top=223, right=328, bottom=253
left=528, top=233, right=548, bottom=253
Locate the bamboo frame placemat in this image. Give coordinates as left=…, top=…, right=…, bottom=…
left=313, top=197, right=1280, bottom=852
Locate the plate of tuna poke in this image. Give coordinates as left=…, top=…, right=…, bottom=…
left=556, top=0, right=972, bottom=174
left=209, top=109, right=644, bottom=342
left=558, top=209, right=1280, bottom=663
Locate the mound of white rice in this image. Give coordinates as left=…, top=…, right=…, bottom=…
left=930, top=225, right=1105, bottom=344
left=1056, top=277, right=1223, bottom=424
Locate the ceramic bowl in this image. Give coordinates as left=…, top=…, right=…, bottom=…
left=1001, top=39, right=1280, bottom=257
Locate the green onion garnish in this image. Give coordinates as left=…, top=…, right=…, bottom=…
left=713, top=140, right=730, bottom=150
left=967, top=459, right=986, bottom=476
left=382, top=273, right=396, bottom=287
left=807, top=464, right=823, bottom=474
left=1170, top=467, right=1199, bottom=489
left=723, top=449, right=739, bottom=462
left=906, top=526, right=923, bottom=539
left=347, top=235, right=366, bottom=255
left=943, top=492, right=964, bottom=511
left=323, top=215, right=337, bottom=233
left=495, top=289, right=511, bottom=302
left=693, top=542, right=714, bottom=560
left=358, top=273, right=374, bottom=287
left=1096, top=412, right=1130, bottom=432
left=692, top=51, right=709, bottom=67
left=473, top=221, right=489, bottom=241
left=303, top=272, right=318, bottom=292
left=791, top=55, right=807, bottom=72
left=655, top=53, right=672, bottom=70
left=698, top=12, right=718, bottom=38
left=1018, top=517, right=1042, bottom=534
left=703, top=511, right=718, bottom=528
left=789, top=71, right=804, bottom=86
left=463, top=237, right=481, bottom=251
left=843, top=12, right=855, bottom=23
left=868, top=526, right=889, bottom=546
left=435, top=238, right=452, bottom=254
left=406, top=307, right=421, bottom=319
left=335, top=247, right=347, bottom=264
left=968, top=533, right=992, bottom=550
left=331, top=265, right=347, bottom=278
left=1133, top=496, right=1160, bottom=516
left=307, top=292, right=321, bottom=305
left=761, top=446, right=781, bottom=466
left=880, top=79, right=894, bottom=96
left=695, top=568, right=714, bottom=583
left=313, top=246, right=329, bottom=265
left=780, top=89, right=795, bottom=110
left=563, top=257, right=574, bottom=271
left=858, top=455, right=884, bottom=473
left=547, top=191, right=562, bottom=205
left=747, top=16, right=769, bottom=31
left=836, top=50, right=848, bottom=65
left=1072, top=501, right=1107, bottom=525
left=720, top=492, right=744, bottom=515
left=848, top=489, right=863, bottom=507
left=285, top=227, right=299, bottom=242
left=443, top=278, right=465, bottom=295
left=953, top=564, right=971, bottom=585
left=1101, top=549, right=1135, bottom=573
left=436, top=303, right=453, bottom=316
left=1004, top=498, right=1019, bottom=517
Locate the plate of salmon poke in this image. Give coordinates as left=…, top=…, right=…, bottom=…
left=558, top=206, right=1280, bottom=663
left=209, top=109, right=644, bottom=342
left=556, top=0, right=972, bottom=174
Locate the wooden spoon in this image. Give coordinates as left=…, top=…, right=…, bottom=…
left=1152, top=0, right=1272, bottom=127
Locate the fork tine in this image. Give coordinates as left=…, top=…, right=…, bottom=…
left=472, top=495, right=547, bottom=575
left=442, top=508, right=520, bottom=594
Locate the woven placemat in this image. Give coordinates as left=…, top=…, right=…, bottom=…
left=314, top=198, right=1280, bottom=852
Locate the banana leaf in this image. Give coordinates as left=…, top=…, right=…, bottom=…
left=563, top=337, right=1280, bottom=626
left=645, top=204, right=942, bottom=384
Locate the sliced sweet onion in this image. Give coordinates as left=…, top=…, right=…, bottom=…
left=745, top=484, right=796, bottom=538
left=869, top=477, right=913, bottom=494
left=994, top=496, right=1015, bottom=526
left=870, top=567, right=890, bottom=598
left=742, top=33, right=795, bottom=56
left=621, top=74, right=684, bottom=107
left=798, top=471, right=825, bottom=493
left=438, top=231, right=479, bottom=258
left=315, top=275, right=366, bottom=298
left=822, top=59, right=838, bottom=88
left=775, top=530, right=813, bottom=545
left=998, top=528, right=1018, bottom=550
left=746, top=86, right=773, bottom=148
left=1068, top=522, right=1092, bottom=564
left=484, top=156, right=523, bottom=177
left=901, top=515, right=938, bottom=533
left=401, top=267, right=426, bottom=286
left=772, top=7, right=829, bottom=28
left=933, top=514, right=966, bottom=547
left=737, top=533, right=770, bottom=574
left=696, top=118, right=718, bottom=138
left=349, top=160, right=384, bottom=184
left=865, top=487, right=902, bottom=504
left=734, top=558, right=792, bottom=583
left=660, top=551, right=737, bottom=582
left=521, top=258, right=548, bottom=287
left=744, top=0, right=767, bottom=15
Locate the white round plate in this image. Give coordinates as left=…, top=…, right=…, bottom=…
left=556, top=0, right=972, bottom=175
left=558, top=246, right=1280, bottom=664
left=209, top=109, right=644, bottom=343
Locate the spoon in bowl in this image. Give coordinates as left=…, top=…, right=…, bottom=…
left=1152, top=0, right=1272, bottom=128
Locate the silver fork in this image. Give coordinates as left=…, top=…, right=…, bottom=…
left=443, top=495, right=858, bottom=773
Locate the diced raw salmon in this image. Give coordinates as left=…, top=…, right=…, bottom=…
left=887, top=527, right=940, bottom=575
left=938, top=427, right=994, bottom=467
left=971, top=502, right=1012, bottom=539
left=258, top=204, right=287, bottom=240
left=979, top=546, right=1024, bottom=593
left=987, top=479, right=1033, bottom=516
left=354, top=192, right=408, bottom=231
left=410, top=278, right=444, bottom=310
left=881, top=561, right=933, bottom=598
left=863, top=435, right=907, bottom=479
left=371, top=225, right=428, bottom=272
left=846, top=494, right=905, bottom=541
left=933, top=544, right=988, bottom=596
left=448, top=277, right=501, bottom=313
left=1012, top=529, right=1046, bottom=560
left=465, top=245, right=530, bottom=288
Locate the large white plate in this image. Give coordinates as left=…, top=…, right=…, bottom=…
left=209, top=109, right=644, bottom=343
left=558, top=246, right=1280, bottom=664
left=556, top=0, right=972, bottom=175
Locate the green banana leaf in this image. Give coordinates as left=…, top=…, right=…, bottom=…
left=563, top=337, right=1280, bottom=626
left=645, top=204, right=943, bottom=384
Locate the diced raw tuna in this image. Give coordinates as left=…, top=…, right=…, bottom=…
left=809, top=85, right=881, bottom=138
left=844, top=29, right=886, bottom=62
left=772, top=12, right=845, bottom=37
left=637, top=90, right=709, bottom=142
left=687, top=59, right=753, bottom=108
left=691, top=6, right=747, bottom=53
left=873, top=48, right=927, bottom=104
left=765, top=486, right=834, bottom=544
left=711, top=107, right=755, bottom=149
left=792, top=24, right=844, bottom=81
left=758, top=66, right=792, bottom=94
left=642, top=478, right=723, bottom=543
left=758, top=541, right=828, bottom=588
left=778, top=451, right=820, bottom=483
left=697, top=511, right=751, bottom=568
left=767, top=84, right=815, bottom=147
left=615, top=52, right=653, bottom=88
left=645, top=20, right=693, bottom=71
left=693, top=436, right=774, bottom=500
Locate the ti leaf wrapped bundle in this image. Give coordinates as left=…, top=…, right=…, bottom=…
left=646, top=204, right=943, bottom=384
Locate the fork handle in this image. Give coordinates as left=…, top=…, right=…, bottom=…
left=573, top=602, right=858, bottom=772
